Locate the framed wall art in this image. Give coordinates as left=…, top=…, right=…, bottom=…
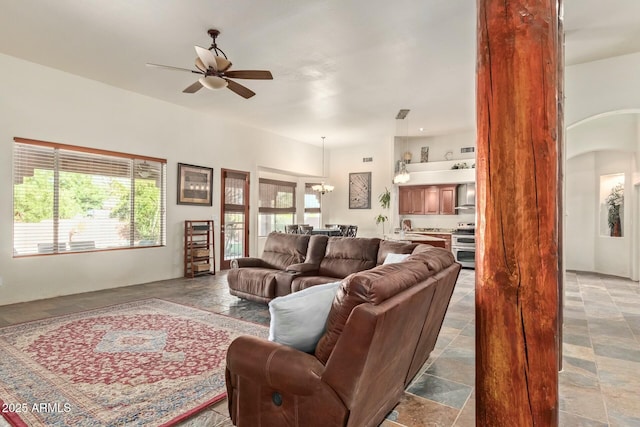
left=348, top=172, right=371, bottom=209
left=177, top=163, right=213, bottom=206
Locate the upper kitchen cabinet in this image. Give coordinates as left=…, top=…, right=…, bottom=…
left=424, top=186, right=440, bottom=214
left=399, top=186, right=425, bottom=214
left=399, top=184, right=457, bottom=215
left=439, top=185, right=457, bottom=215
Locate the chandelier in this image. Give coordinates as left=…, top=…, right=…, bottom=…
left=393, top=162, right=410, bottom=184
left=312, top=136, right=334, bottom=194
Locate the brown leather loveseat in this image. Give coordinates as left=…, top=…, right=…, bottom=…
left=227, top=232, right=420, bottom=303
left=225, top=247, right=461, bottom=426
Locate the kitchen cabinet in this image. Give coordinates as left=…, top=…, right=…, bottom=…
left=439, top=185, right=457, bottom=215
left=424, top=186, right=439, bottom=214
left=399, top=185, right=457, bottom=215
left=421, top=233, right=452, bottom=251
left=399, top=186, right=425, bottom=214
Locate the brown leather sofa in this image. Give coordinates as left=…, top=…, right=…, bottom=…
left=227, top=232, right=420, bottom=303
left=225, top=247, right=461, bottom=426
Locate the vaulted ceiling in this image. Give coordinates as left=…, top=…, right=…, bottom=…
left=1, top=0, right=639, bottom=147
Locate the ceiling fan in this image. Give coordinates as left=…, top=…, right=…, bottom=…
left=146, top=29, right=273, bottom=99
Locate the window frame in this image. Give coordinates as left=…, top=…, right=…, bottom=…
left=304, top=182, right=322, bottom=228
left=258, top=178, right=296, bottom=236
left=12, top=137, right=167, bottom=257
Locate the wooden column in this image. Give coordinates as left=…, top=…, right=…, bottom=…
left=476, top=1, right=562, bottom=426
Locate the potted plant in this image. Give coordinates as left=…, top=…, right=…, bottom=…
left=375, top=188, right=391, bottom=235
left=606, top=183, right=623, bottom=237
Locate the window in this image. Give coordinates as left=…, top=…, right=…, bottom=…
left=258, top=178, right=296, bottom=236
left=13, top=138, right=166, bottom=256
left=304, top=183, right=322, bottom=228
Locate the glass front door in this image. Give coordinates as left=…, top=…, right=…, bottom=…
left=220, top=169, right=249, bottom=269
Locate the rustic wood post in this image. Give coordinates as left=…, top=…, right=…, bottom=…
left=476, top=0, right=562, bottom=425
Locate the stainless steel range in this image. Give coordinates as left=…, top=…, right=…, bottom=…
left=452, top=222, right=475, bottom=268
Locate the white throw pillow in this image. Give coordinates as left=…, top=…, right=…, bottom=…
left=383, top=253, right=410, bottom=265
left=268, top=281, right=341, bottom=353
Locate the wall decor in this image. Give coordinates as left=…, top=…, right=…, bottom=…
left=177, top=163, right=213, bottom=206
left=349, top=172, right=371, bottom=209
left=420, top=146, right=429, bottom=163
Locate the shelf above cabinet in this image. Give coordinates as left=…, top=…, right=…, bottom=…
left=401, top=164, right=475, bottom=185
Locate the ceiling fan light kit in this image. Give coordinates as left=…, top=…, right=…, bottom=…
left=147, top=28, right=272, bottom=99
left=199, top=75, right=228, bottom=90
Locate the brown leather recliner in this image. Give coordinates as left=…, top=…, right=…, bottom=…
left=225, top=247, right=461, bottom=427
left=227, top=233, right=310, bottom=303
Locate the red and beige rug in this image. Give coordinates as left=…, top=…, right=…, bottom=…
left=0, top=298, right=267, bottom=426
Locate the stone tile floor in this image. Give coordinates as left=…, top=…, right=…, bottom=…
left=0, top=269, right=638, bottom=426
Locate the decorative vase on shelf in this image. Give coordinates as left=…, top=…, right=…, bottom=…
left=403, top=151, right=412, bottom=164
left=610, top=216, right=621, bottom=237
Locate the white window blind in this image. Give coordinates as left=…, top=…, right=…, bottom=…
left=258, top=178, right=296, bottom=236
left=13, top=138, right=167, bottom=256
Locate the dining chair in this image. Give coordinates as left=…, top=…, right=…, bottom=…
left=285, top=224, right=299, bottom=234
left=299, top=225, right=313, bottom=235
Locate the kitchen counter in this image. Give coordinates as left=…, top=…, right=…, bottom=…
left=409, top=228, right=455, bottom=234
left=385, top=233, right=447, bottom=249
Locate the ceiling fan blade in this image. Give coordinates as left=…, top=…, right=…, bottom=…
left=146, top=63, right=200, bottom=74
left=195, top=46, right=218, bottom=71
left=183, top=81, right=203, bottom=93
left=225, top=79, right=256, bottom=99
left=224, top=70, right=273, bottom=80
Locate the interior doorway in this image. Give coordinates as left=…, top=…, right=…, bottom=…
left=220, top=169, right=250, bottom=269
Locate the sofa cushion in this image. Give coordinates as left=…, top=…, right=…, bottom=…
left=261, top=232, right=311, bottom=270
left=376, top=240, right=418, bottom=265
left=314, top=260, right=434, bottom=364
left=268, top=281, right=341, bottom=353
left=291, top=275, right=341, bottom=293
left=318, top=237, right=381, bottom=279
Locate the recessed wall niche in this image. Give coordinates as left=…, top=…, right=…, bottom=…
left=599, top=173, right=624, bottom=238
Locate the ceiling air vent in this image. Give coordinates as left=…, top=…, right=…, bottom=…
left=395, top=109, right=410, bottom=120
left=363, top=157, right=373, bottom=163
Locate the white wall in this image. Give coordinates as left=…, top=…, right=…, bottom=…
left=400, top=130, right=476, bottom=164
left=565, top=152, right=636, bottom=278
left=565, top=152, right=596, bottom=272
left=566, top=52, right=640, bottom=127
left=567, top=114, right=638, bottom=159
left=0, top=53, right=321, bottom=305
left=593, top=151, right=634, bottom=278
left=324, top=140, right=393, bottom=238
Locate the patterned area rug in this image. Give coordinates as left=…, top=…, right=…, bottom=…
left=0, top=299, right=268, bottom=426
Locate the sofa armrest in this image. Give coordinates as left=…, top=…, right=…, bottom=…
left=226, top=335, right=325, bottom=396
left=286, top=262, right=320, bottom=274
left=231, top=257, right=267, bottom=269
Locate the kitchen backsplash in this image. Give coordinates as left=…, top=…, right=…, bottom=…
left=399, top=212, right=476, bottom=231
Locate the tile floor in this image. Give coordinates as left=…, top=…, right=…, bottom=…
left=0, top=269, right=639, bottom=426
